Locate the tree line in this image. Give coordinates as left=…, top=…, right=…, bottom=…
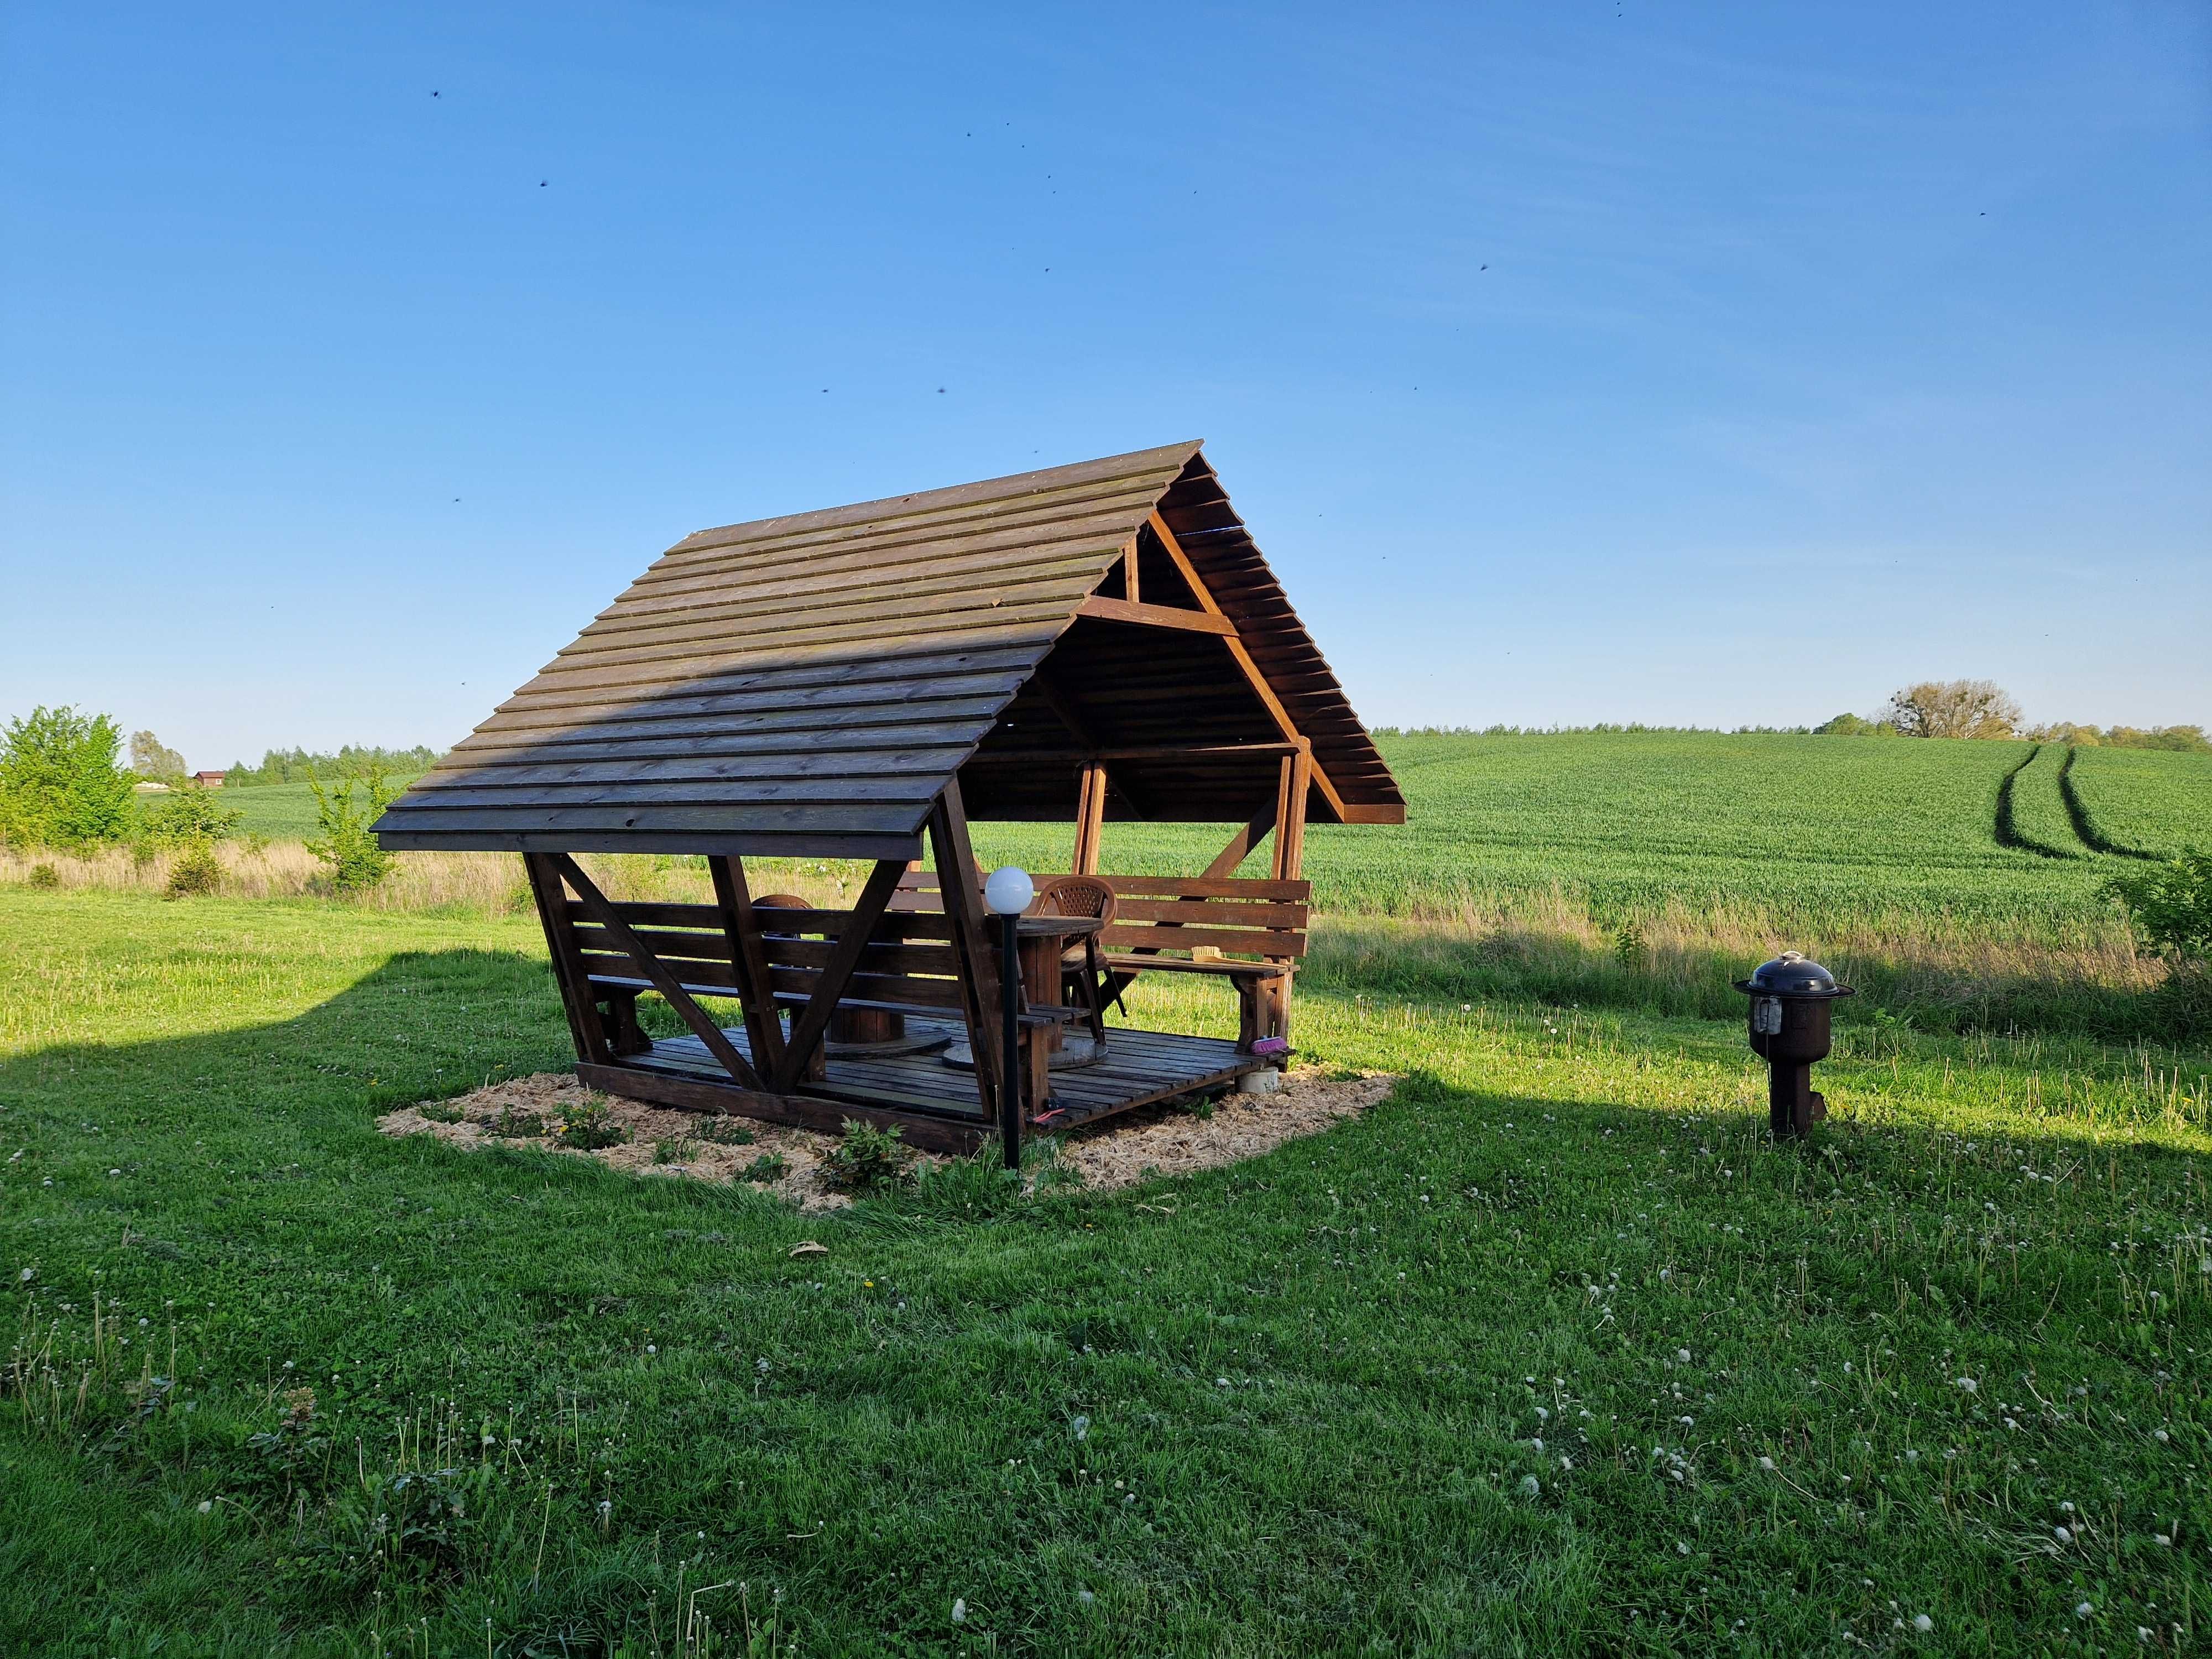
left=1817, top=680, right=2208, bottom=750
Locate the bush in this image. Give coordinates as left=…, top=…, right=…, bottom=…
left=822, top=1119, right=912, bottom=1192
left=486, top=1106, right=544, bottom=1139
left=143, top=783, right=244, bottom=847
left=27, top=862, right=58, bottom=889
left=305, top=764, right=400, bottom=893
left=738, top=1151, right=788, bottom=1182
left=165, top=841, right=223, bottom=898
left=551, top=1099, right=626, bottom=1150
left=2105, top=847, right=2212, bottom=963
left=0, top=705, right=137, bottom=850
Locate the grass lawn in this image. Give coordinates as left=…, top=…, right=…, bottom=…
left=3, top=891, right=2208, bottom=1655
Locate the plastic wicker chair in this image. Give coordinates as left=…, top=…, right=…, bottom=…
left=1034, top=875, right=1119, bottom=1044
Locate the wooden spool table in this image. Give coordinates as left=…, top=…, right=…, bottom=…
left=943, top=914, right=1109, bottom=1071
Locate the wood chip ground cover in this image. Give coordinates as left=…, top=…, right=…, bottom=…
left=377, top=1067, right=1396, bottom=1209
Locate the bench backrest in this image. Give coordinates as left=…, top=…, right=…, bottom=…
left=567, top=898, right=967, bottom=1018
left=1094, top=876, right=1311, bottom=961
left=891, top=869, right=1308, bottom=959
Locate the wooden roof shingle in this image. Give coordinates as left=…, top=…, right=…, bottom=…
left=375, top=442, right=1402, bottom=859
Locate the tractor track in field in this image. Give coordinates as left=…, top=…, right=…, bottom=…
left=1992, top=744, right=2080, bottom=860
left=2057, top=746, right=2159, bottom=859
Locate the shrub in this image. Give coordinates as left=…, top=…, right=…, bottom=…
left=652, top=1136, right=696, bottom=1164
left=0, top=705, right=137, bottom=850
left=822, top=1119, right=911, bottom=1192
left=551, top=1099, right=626, bottom=1150
left=2105, top=847, right=2212, bottom=963
left=1613, top=919, right=1647, bottom=970
left=305, top=764, right=400, bottom=893
left=165, top=841, right=223, bottom=898
left=417, top=1100, right=463, bottom=1124
left=27, top=862, right=58, bottom=889
left=143, top=782, right=244, bottom=847
left=738, top=1151, right=788, bottom=1182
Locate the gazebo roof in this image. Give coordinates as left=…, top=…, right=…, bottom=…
left=374, top=441, right=1403, bottom=860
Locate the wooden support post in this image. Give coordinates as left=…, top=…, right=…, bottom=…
left=773, top=859, right=906, bottom=1093
left=524, top=852, right=614, bottom=1067
left=1072, top=762, right=1108, bottom=875
left=710, top=854, right=789, bottom=1082
left=1123, top=536, right=1140, bottom=603
left=1272, top=742, right=1311, bottom=881
left=929, top=780, right=1004, bottom=1125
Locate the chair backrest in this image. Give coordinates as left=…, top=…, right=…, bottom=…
left=1034, top=874, right=1118, bottom=926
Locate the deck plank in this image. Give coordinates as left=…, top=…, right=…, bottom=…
left=631, top=1021, right=1259, bottom=1129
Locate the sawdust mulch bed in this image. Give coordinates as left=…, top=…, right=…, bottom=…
left=377, top=1066, right=1396, bottom=1212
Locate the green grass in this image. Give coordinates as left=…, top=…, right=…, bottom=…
left=4, top=890, right=2209, bottom=1654
left=2069, top=747, right=2212, bottom=859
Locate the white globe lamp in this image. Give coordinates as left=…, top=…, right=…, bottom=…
left=984, top=865, right=1034, bottom=916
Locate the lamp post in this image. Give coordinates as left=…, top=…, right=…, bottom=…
left=982, top=865, right=1034, bottom=1169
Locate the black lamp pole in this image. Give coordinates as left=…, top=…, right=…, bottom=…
left=999, top=910, right=1022, bottom=1168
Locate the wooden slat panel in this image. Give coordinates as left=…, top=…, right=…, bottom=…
left=1100, top=876, right=1311, bottom=901
left=761, top=967, right=967, bottom=1011
left=1102, top=897, right=1310, bottom=927
left=1098, top=925, right=1306, bottom=957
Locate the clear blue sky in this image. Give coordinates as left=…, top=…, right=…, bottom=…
left=4, top=2, right=2206, bottom=769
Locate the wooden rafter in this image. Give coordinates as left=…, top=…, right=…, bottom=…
left=548, top=853, right=765, bottom=1089
left=771, top=858, right=907, bottom=1093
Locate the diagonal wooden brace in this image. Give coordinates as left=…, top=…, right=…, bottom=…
left=771, top=858, right=907, bottom=1093
left=549, top=853, right=765, bottom=1091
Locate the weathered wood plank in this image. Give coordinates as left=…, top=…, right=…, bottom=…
left=552, top=854, right=765, bottom=1090
left=773, top=860, right=907, bottom=1093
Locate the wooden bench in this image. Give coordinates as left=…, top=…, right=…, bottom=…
left=1093, top=876, right=1309, bottom=1051
left=865, top=868, right=1310, bottom=1052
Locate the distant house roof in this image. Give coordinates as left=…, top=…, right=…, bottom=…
left=375, top=441, right=1402, bottom=860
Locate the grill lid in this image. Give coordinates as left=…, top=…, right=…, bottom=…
left=1734, top=951, right=1850, bottom=998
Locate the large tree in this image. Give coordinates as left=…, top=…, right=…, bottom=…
left=129, top=729, right=187, bottom=780
left=1883, top=680, right=2021, bottom=740
left=0, top=706, right=139, bottom=849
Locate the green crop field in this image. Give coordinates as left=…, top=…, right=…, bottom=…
left=982, top=732, right=2189, bottom=929
left=2, top=891, right=2207, bottom=1655
left=2069, top=747, right=2212, bottom=859
left=221, top=777, right=430, bottom=842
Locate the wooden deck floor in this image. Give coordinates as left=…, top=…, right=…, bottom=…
left=630, top=1020, right=1261, bottom=1131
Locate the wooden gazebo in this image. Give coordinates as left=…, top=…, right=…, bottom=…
left=375, top=442, right=1403, bottom=1152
